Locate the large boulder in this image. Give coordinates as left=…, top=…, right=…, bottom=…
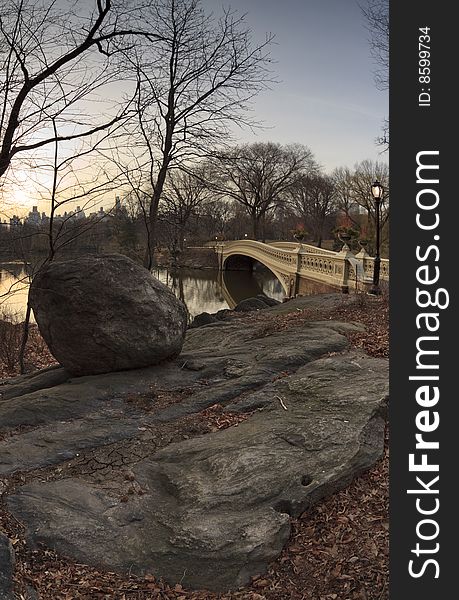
left=29, top=255, right=188, bottom=376
left=256, top=294, right=280, bottom=307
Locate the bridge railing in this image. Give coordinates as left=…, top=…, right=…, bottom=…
left=349, top=255, right=389, bottom=282
left=298, top=251, right=349, bottom=288
left=269, top=241, right=338, bottom=257
left=217, top=240, right=389, bottom=292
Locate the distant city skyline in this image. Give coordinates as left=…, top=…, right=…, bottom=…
left=3, top=196, right=122, bottom=226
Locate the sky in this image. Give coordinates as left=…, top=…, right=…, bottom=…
left=203, top=0, right=388, bottom=171
left=2, top=0, right=388, bottom=216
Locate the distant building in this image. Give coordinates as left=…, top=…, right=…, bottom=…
left=25, top=206, right=41, bottom=226
left=52, top=206, right=87, bottom=222
left=69, top=205, right=86, bottom=220
left=9, top=215, right=21, bottom=227
left=89, top=206, right=106, bottom=219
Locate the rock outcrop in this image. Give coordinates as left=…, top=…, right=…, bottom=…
left=234, top=296, right=275, bottom=312
left=29, top=254, right=188, bottom=375
left=189, top=294, right=280, bottom=328
left=1, top=296, right=388, bottom=592
left=8, top=353, right=387, bottom=592
left=0, top=533, right=15, bottom=600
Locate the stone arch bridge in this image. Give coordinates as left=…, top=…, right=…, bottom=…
left=215, top=240, right=389, bottom=296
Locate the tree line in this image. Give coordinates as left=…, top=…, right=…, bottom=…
left=1, top=148, right=389, bottom=260
left=132, top=148, right=389, bottom=256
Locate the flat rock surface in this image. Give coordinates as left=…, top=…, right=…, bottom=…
left=1, top=308, right=388, bottom=592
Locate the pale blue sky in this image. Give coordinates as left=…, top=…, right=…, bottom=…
left=204, top=0, right=388, bottom=170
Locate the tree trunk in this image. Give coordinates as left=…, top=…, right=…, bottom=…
left=179, top=223, right=186, bottom=251
left=252, top=214, right=259, bottom=240
left=19, top=302, right=32, bottom=375
left=144, top=160, right=169, bottom=269
left=144, top=100, right=174, bottom=269
left=260, top=214, right=266, bottom=243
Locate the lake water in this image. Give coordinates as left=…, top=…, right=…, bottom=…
left=0, top=262, right=285, bottom=321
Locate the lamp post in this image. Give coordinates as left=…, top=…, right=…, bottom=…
left=370, top=180, right=383, bottom=295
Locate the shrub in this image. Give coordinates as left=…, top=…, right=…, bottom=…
left=0, top=308, right=23, bottom=374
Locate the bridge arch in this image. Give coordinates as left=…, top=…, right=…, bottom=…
left=216, top=239, right=389, bottom=295
left=223, top=254, right=255, bottom=272
left=222, top=251, right=291, bottom=295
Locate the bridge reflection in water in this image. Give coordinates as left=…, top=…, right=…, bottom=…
left=218, top=268, right=285, bottom=309
left=151, top=266, right=284, bottom=318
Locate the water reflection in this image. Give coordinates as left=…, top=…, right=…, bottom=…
left=0, top=263, right=31, bottom=317
left=153, top=267, right=284, bottom=318
left=1, top=264, right=285, bottom=320
left=220, top=270, right=273, bottom=309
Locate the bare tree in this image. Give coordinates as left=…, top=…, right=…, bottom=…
left=360, top=0, right=389, bottom=148
left=360, top=0, right=389, bottom=91
left=128, top=0, right=274, bottom=267
left=288, top=174, right=337, bottom=247
left=0, top=0, right=161, bottom=180
left=350, top=160, right=389, bottom=230
left=214, top=142, right=318, bottom=240
left=160, top=167, right=213, bottom=250
left=0, top=0, right=167, bottom=372
left=5, top=114, right=128, bottom=373
left=331, top=160, right=389, bottom=252
left=199, top=197, right=235, bottom=241
left=332, top=166, right=361, bottom=227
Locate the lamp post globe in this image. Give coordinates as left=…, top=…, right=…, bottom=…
left=371, top=180, right=383, bottom=201
left=370, top=180, right=384, bottom=295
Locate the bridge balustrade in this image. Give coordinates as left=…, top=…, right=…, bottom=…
left=216, top=240, right=389, bottom=295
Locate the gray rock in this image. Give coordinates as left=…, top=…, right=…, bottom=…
left=0, top=365, right=70, bottom=402
left=0, top=533, right=15, bottom=600
left=256, top=294, right=280, bottom=307
left=2, top=301, right=386, bottom=592
left=29, top=254, right=188, bottom=375
left=8, top=352, right=388, bottom=592
left=0, top=410, right=143, bottom=476
left=266, top=293, right=356, bottom=314
left=234, top=297, right=268, bottom=312
left=214, top=309, right=232, bottom=320
left=0, top=320, right=355, bottom=434
left=189, top=312, right=217, bottom=328
left=0, top=360, right=203, bottom=434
